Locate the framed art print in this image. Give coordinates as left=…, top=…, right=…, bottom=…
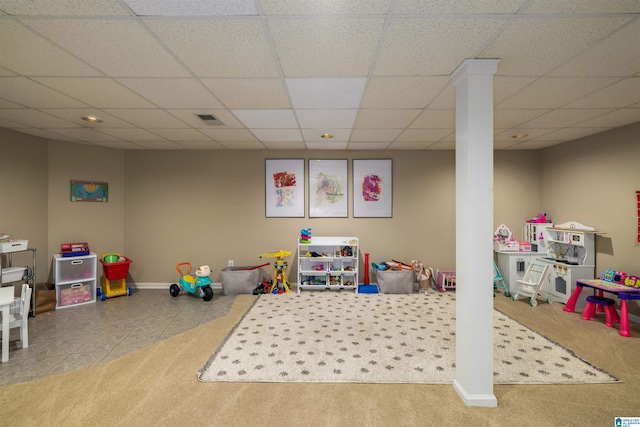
left=353, top=159, right=392, bottom=218
left=265, top=159, right=305, bottom=218
left=309, top=159, right=348, bottom=218
left=71, top=180, right=108, bottom=202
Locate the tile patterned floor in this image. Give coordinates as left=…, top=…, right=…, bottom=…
left=0, top=289, right=236, bottom=386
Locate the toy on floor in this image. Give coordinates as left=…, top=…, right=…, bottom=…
left=512, top=262, right=551, bottom=307
left=435, top=269, right=456, bottom=292
left=170, top=262, right=213, bottom=301
left=258, top=250, right=292, bottom=293
left=98, top=253, right=133, bottom=301
left=412, top=261, right=434, bottom=294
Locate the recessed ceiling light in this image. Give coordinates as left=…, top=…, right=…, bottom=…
left=511, top=133, right=528, bottom=139
left=81, top=116, right=103, bottom=123
left=321, top=134, right=334, bottom=139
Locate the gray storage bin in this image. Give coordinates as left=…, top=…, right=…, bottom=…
left=221, top=266, right=260, bottom=295
left=376, top=269, right=414, bottom=294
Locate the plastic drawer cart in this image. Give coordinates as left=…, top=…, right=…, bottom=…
left=98, top=253, right=132, bottom=301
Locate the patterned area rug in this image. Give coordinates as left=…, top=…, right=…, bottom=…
left=198, top=291, right=618, bottom=384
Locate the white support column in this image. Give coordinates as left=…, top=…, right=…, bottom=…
left=451, top=59, right=499, bottom=407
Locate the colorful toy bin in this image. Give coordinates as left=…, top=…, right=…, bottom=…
left=98, top=253, right=132, bottom=300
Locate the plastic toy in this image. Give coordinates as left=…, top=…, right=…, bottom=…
left=300, top=228, right=312, bottom=244
left=526, top=212, right=548, bottom=223
left=625, top=275, right=640, bottom=288
left=170, top=262, right=213, bottom=301
left=258, top=250, right=292, bottom=293
left=98, top=253, right=132, bottom=301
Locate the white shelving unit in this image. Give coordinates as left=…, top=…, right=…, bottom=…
left=297, top=236, right=359, bottom=294
left=53, top=252, right=97, bottom=309
left=0, top=246, right=36, bottom=316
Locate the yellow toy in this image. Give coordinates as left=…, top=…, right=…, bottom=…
left=98, top=253, right=132, bottom=301
left=258, top=250, right=292, bottom=294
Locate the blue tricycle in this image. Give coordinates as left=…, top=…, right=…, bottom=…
left=170, top=262, right=214, bottom=301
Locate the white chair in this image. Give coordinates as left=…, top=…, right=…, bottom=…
left=8, top=284, right=31, bottom=349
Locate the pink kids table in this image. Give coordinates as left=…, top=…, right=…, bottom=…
left=564, top=279, right=640, bottom=337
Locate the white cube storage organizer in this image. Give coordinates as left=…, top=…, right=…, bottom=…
left=53, top=252, right=97, bottom=309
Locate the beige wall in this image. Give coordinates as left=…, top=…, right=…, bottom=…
left=540, top=122, right=640, bottom=275
left=2, top=123, right=637, bottom=289
left=47, top=141, right=125, bottom=281
left=0, top=129, right=48, bottom=283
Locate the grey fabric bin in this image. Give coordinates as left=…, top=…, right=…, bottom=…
left=221, top=266, right=260, bottom=295
left=376, top=269, right=414, bottom=294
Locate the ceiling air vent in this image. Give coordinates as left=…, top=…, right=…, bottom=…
left=196, top=113, right=224, bottom=126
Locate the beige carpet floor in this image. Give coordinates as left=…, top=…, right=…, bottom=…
left=1, top=291, right=639, bottom=426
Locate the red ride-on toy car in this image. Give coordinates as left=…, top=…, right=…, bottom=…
left=170, top=262, right=214, bottom=301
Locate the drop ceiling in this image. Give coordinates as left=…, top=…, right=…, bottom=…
left=0, top=0, right=638, bottom=151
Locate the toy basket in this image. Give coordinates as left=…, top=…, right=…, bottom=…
left=100, top=253, right=132, bottom=281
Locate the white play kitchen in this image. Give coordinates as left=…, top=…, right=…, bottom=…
left=495, top=220, right=597, bottom=308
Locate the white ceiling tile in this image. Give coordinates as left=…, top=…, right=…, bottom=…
left=261, top=0, right=391, bottom=15
left=15, top=128, right=77, bottom=141
left=23, top=19, right=189, bottom=77
left=166, top=110, right=244, bottom=128
left=532, top=127, right=612, bottom=142
left=494, top=110, right=550, bottom=129
left=386, top=141, right=431, bottom=150
left=506, top=140, right=565, bottom=150
left=201, top=79, right=290, bottom=109
left=428, top=84, right=456, bottom=109
left=374, top=17, right=507, bottom=75
left=305, top=141, right=348, bottom=150
left=523, top=0, right=640, bottom=14
left=396, top=128, right=453, bottom=142
left=145, top=128, right=211, bottom=142
left=426, top=140, right=455, bottom=150
left=102, top=109, right=190, bottom=128
left=494, top=128, right=556, bottom=142
left=497, top=77, right=620, bottom=109
left=0, top=109, right=79, bottom=128
left=269, top=17, right=384, bottom=77
left=349, top=129, right=403, bottom=142
left=145, top=19, right=279, bottom=78
left=43, top=127, right=123, bottom=142
left=520, top=109, right=614, bottom=128
left=564, top=78, right=640, bottom=109
left=176, top=141, right=225, bottom=150
left=98, top=128, right=167, bottom=142
left=354, top=109, right=421, bottom=128
left=250, top=129, right=302, bottom=141
left=0, top=117, right=26, bottom=128
left=261, top=141, right=307, bottom=150
left=361, top=77, right=450, bottom=109
left=0, top=20, right=101, bottom=77
left=0, top=77, right=87, bottom=108
left=198, top=128, right=257, bottom=142
left=34, top=78, right=156, bottom=108
left=296, top=110, right=357, bottom=129
left=410, top=110, right=455, bottom=129
left=92, top=141, right=147, bottom=150
left=232, top=109, right=298, bottom=128
left=480, top=17, right=632, bottom=75
left=551, top=20, right=640, bottom=77
left=0, top=99, right=24, bottom=109
left=347, top=142, right=391, bottom=150
left=131, top=141, right=186, bottom=150
left=572, top=109, right=640, bottom=128
left=217, top=141, right=266, bottom=149
left=123, top=0, right=258, bottom=16
left=38, top=109, right=137, bottom=128
left=117, top=78, right=223, bottom=109
left=0, top=0, right=131, bottom=15
left=396, top=0, right=527, bottom=13
left=494, top=77, right=537, bottom=105
left=286, top=78, right=367, bottom=109
left=301, top=129, right=352, bottom=142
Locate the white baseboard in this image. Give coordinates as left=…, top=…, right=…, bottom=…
left=452, top=379, right=498, bottom=407
left=131, top=282, right=223, bottom=290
